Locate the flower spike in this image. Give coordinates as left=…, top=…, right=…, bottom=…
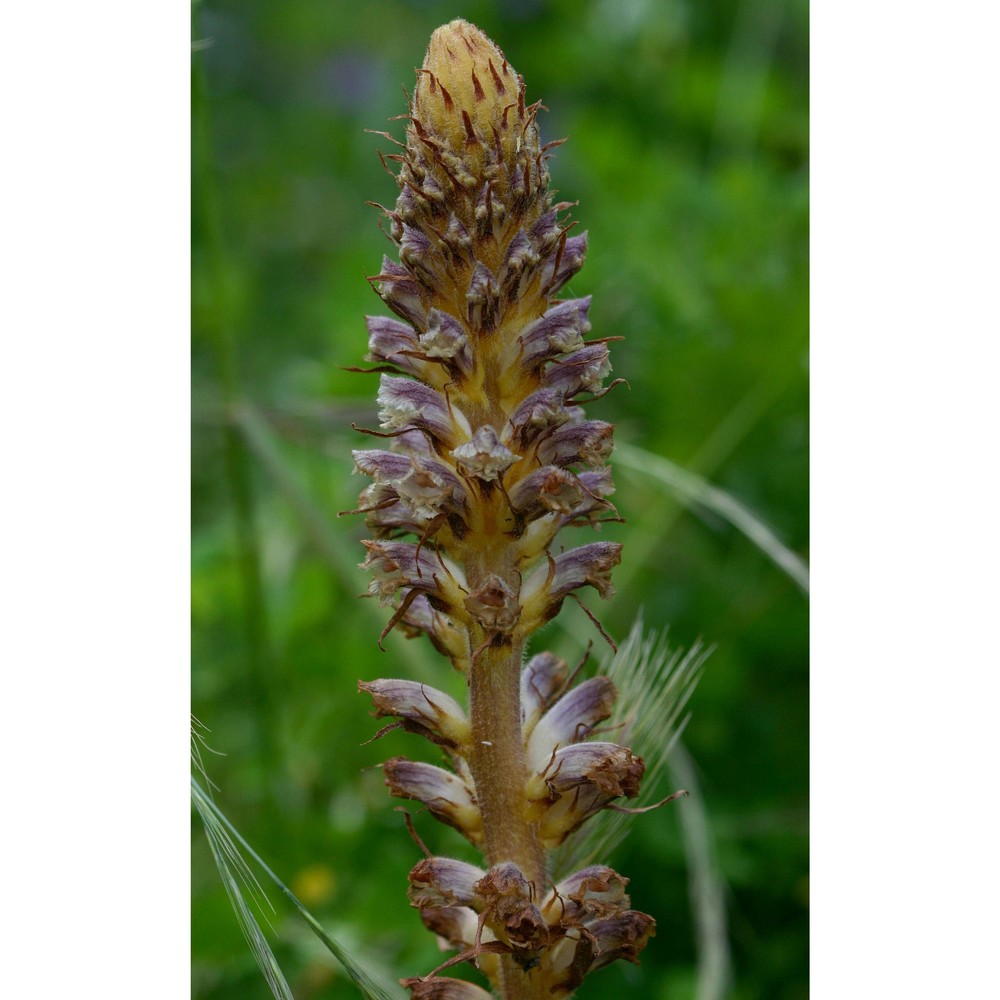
left=350, top=19, right=678, bottom=999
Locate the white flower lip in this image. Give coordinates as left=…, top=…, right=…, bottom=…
left=451, top=425, right=520, bottom=482
left=420, top=308, right=472, bottom=372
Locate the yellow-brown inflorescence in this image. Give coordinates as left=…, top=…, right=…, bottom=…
left=354, top=20, right=652, bottom=999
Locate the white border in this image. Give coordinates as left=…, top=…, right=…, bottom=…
left=3, top=5, right=189, bottom=995
left=812, top=1, right=998, bottom=995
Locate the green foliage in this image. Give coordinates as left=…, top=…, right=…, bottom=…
left=192, top=1, right=807, bottom=997
left=193, top=773, right=405, bottom=1000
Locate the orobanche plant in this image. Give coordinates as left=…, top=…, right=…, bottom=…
left=352, top=20, right=679, bottom=999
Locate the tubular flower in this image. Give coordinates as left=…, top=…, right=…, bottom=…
left=353, top=19, right=668, bottom=999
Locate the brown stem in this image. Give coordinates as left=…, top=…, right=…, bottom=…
left=468, top=638, right=546, bottom=1000
left=468, top=638, right=545, bottom=880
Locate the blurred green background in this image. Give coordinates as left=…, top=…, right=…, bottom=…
left=191, top=0, right=808, bottom=998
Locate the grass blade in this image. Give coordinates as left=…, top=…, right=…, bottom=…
left=192, top=776, right=404, bottom=1000
left=191, top=778, right=295, bottom=1000
left=615, top=441, right=809, bottom=594
left=668, top=742, right=733, bottom=1000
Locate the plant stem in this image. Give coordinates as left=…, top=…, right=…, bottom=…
left=468, top=637, right=546, bottom=1000
left=468, top=639, right=544, bottom=881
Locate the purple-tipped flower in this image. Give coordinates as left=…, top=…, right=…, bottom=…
left=375, top=257, right=428, bottom=329
left=376, top=375, right=468, bottom=443
left=366, top=315, right=422, bottom=374
left=542, top=343, right=613, bottom=397
left=408, top=857, right=485, bottom=909
left=526, top=741, right=645, bottom=846
left=518, top=297, right=592, bottom=366
left=359, top=679, right=469, bottom=749
left=543, top=233, right=589, bottom=294
left=382, top=757, right=483, bottom=844
left=359, top=540, right=467, bottom=612
left=524, top=676, right=618, bottom=772
left=536, top=419, right=615, bottom=468
left=520, top=651, right=570, bottom=736
left=353, top=450, right=469, bottom=520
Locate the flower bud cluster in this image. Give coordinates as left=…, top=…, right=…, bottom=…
left=353, top=19, right=656, bottom=998
left=354, top=18, right=622, bottom=666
